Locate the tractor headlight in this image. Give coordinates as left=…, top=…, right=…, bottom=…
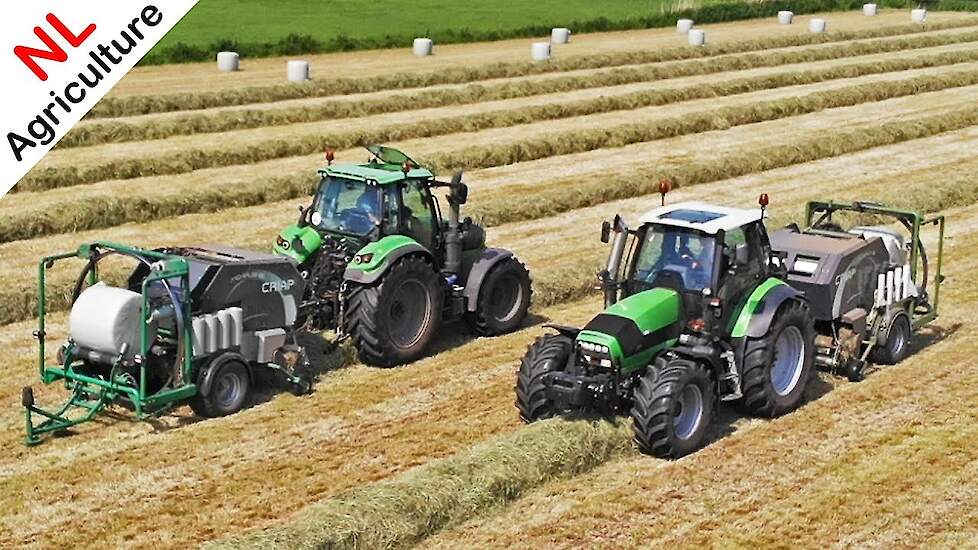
left=276, top=235, right=290, bottom=250
left=353, top=253, right=374, bottom=265
left=578, top=341, right=613, bottom=369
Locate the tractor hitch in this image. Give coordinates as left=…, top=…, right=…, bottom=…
left=23, top=381, right=113, bottom=446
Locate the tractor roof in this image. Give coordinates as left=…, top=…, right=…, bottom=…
left=320, top=163, right=434, bottom=185
left=639, top=201, right=763, bottom=234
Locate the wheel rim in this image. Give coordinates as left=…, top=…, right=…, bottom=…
left=488, top=272, right=523, bottom=323
left=889, top=318, right=908, bottom=356
left=214, top=369, right=244, bottom=409
left=673, top=384, right=704, bottom=440
left=771, top=325, right=806, bottom=396
left=386, top=279, right=432, bottom=349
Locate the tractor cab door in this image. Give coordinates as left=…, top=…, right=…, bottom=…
left=399, top=179, right=441, bottom=253
left=717, top=222, right=769, bottom=334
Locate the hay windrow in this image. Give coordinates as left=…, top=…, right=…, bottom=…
left=88, top=17, right=978, bottom=118
left=4, top=105, right=978, bottom=326
left=61, top=30, right=978, bottom=147
left=22, top=59, right=978, bottom=194
left=207, top=418, right=632, bottom=550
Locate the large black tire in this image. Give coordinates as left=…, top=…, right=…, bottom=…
left=631, top=359, right=714, bottom=458
left=189, top=356, right=252, bottom=418
left=870, top=312, right=911, bottom=365
left=740, top=300, right=816, bottom=417
left=344, top=255, right=443, bottom=367
left=467, top=257, right=532, bottom=336
left=515, top=334, right=572, bottom=423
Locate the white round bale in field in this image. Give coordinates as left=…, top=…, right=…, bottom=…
left=809, top=18, right=827, bottom=33
left=531, top=41, right=551, bottom=61
left=912, top=8, right=927, bottom=23
left=551, top=27, right=571, bottom=44
left=676, top=19, right=694, bottom=33
left=216, top=51, right=239, bottom=72
left=863, top=3, right=878, bottom=15
left=287, top=60, right=309, bottom=82
left=778, top=11, right=794, bottom=24
left=688, top=29, right=706, bottom=46
left=413, top=38, right=433, bottom=56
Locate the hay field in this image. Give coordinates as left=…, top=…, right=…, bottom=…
left=4, top=11, right=978, bottom=549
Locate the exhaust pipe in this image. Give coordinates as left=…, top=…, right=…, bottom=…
left=602, top=215, right=629, bottom=307
left=443, top=172, right=467, bottom=277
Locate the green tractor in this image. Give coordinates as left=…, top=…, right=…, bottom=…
left=517, top=195, right=945, bottom=458
left=274, top=145, right=532, bottom=366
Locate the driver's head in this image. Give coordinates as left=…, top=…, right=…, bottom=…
left=356, top=189, right=381, bottom=216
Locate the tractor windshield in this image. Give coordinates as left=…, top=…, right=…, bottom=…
left=630, top=224, right=716, bottom=292
left=312, top=177, right=383, bottom=236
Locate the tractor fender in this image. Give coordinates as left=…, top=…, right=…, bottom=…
left=344, top=235, right=432, bottom=285
left=463, top=248, right=513, bottom=312
left=732, top=279, right=805, bottom=339
left=198, top=352, right=252, bottom=397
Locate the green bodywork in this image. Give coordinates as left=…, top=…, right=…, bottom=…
left=322, top=163, right=434, bottom=184
left=274, top=224, right=323, bottom=264
left=345, top=234, right=427, bottom=274
left=577, top=288, right=681, bottom=373
left=730, top=277, right=790, bottom=338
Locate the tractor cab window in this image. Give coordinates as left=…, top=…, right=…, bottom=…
left=630, top=224, right=716, bottom=292
left=401, top=180, right=437, bottom=250
left=312, top=177, right=384, bottom=237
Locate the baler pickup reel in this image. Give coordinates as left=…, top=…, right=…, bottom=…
left=24, top=241, right=312, bottom=445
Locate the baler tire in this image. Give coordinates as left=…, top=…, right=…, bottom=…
left=516, top=334, right=571, bottom=423
left=631, top=359, right=714, bottom=458
left=739, top=300, right=816, bottom=418
left=189, top=358, right=251, bottom=418
left=871, top=313, right=912, bottom=365
left=343, top=255, right=442, bottom=367
left=467, top=257, right=532, bottom=336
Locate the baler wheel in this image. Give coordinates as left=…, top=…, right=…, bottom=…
left=871, top=313, right=911, bottom=365
left=190, top=358, right=251, bottom=418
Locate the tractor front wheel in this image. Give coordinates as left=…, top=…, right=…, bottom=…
left=344, top=256, right=443, bottom=367
left=516, top=334, right=571, bottom=423
left=631, top=359, right=714, bottom=458
left=468, top=257, right=532, bottom=336
left=189, top=357, right=252, bottom=418
left=739, top=300, right=816, bottom=417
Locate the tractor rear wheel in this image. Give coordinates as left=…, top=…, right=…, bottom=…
left=631, top=359, right=714, bottom=458
left=516, top=334, right=571, bottom=423
left=467, top=257, right=532, bottom=336
left=344, top=255, right=443, bottom=367
left=871, top=313, right=911, bottom=365
left=739, top=300, right=816, bottom=417
left=189, top=357, right=252, bottom=418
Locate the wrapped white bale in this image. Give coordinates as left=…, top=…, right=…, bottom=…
left=688, top=29, right=706, bottom=46
left=676, top=19, right=694, bottom=33
left=863, top=3, right=878, bottom=15
left=911, top=8, right=927, bottom=23
left=551, top=27, right=571, bottom=44
left=216, top=51, right=239, bottom=72
left=809, top=18, right=827, bottom=33
left=778, top=11, right=794, bottom=24
left=413, top=38, right=433, bottom=56
left=69, top=283, right=143, bottom=358
left=531, top=42, right=551, bottom=61
left=287, top=60, right=309, bottom=82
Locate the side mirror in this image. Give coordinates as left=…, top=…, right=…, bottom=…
left=734, top=243, right=749, bottom=266
left=296, top=205, right=309, bottom=227
left=455, top=183, right=468, bottom=205
left=600, top=220, right=612, bottom=243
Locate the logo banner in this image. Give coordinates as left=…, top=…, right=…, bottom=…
left=0, top=2, right=199, bottom=197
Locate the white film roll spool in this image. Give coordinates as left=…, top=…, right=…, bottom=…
left=287, top=60, right=309, bottom=82
left=894, top=267, right=904, bottom=301
left=876, top=273, right=886, bottom=307
left=911, top=8, right=927, bottom=23
left=886, top=270, right=895, bottom=305
left=551, top=28, right=571, bottom=44
left=863, top=3, right=878, bottom=16
left=676, top=19, right=694, bottom=33
left=412, top=38, right=433, bottom=56
left=228, top=307, right=243, bottom=347
left=809, top=18, right=827, bottom=33
left=688, top=29, right=706, bottom=46
left=217, top=51, right=239, bottom=72
left=778, top=11, right=794, bottom=24
left=531, top=42, right=551, bottom=61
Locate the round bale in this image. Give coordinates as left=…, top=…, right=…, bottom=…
left=809, top=18, right=827, bottom=33
left=287, top=60, right=309, bottom=82
left=413, top=38, right=433, bottom=56
left=551, top=28, right=571, bottom=44
left=688, top=29, right=706, bottom=46
left=216, top=51, right=239, bottom=72
left=863, top=3, right=878, bottom=15
left=778, top=11, right=794, bottom=24
left=531, top=42, right=551, bottom=61
left=676, top=19, right=694, bottom=33
left=911, top=8, right=927, bottom=23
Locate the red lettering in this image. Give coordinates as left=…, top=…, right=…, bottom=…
left=46, top=13, right=96, bottom=47
left=13, top=13, right=95, bottom=82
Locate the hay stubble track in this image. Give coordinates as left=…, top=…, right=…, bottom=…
left=4, top=11, right=978, bottom=549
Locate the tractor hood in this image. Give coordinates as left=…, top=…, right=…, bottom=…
left=576, top=288, right=681, bottom=372
left=274, top=224, right=323, bottom=265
